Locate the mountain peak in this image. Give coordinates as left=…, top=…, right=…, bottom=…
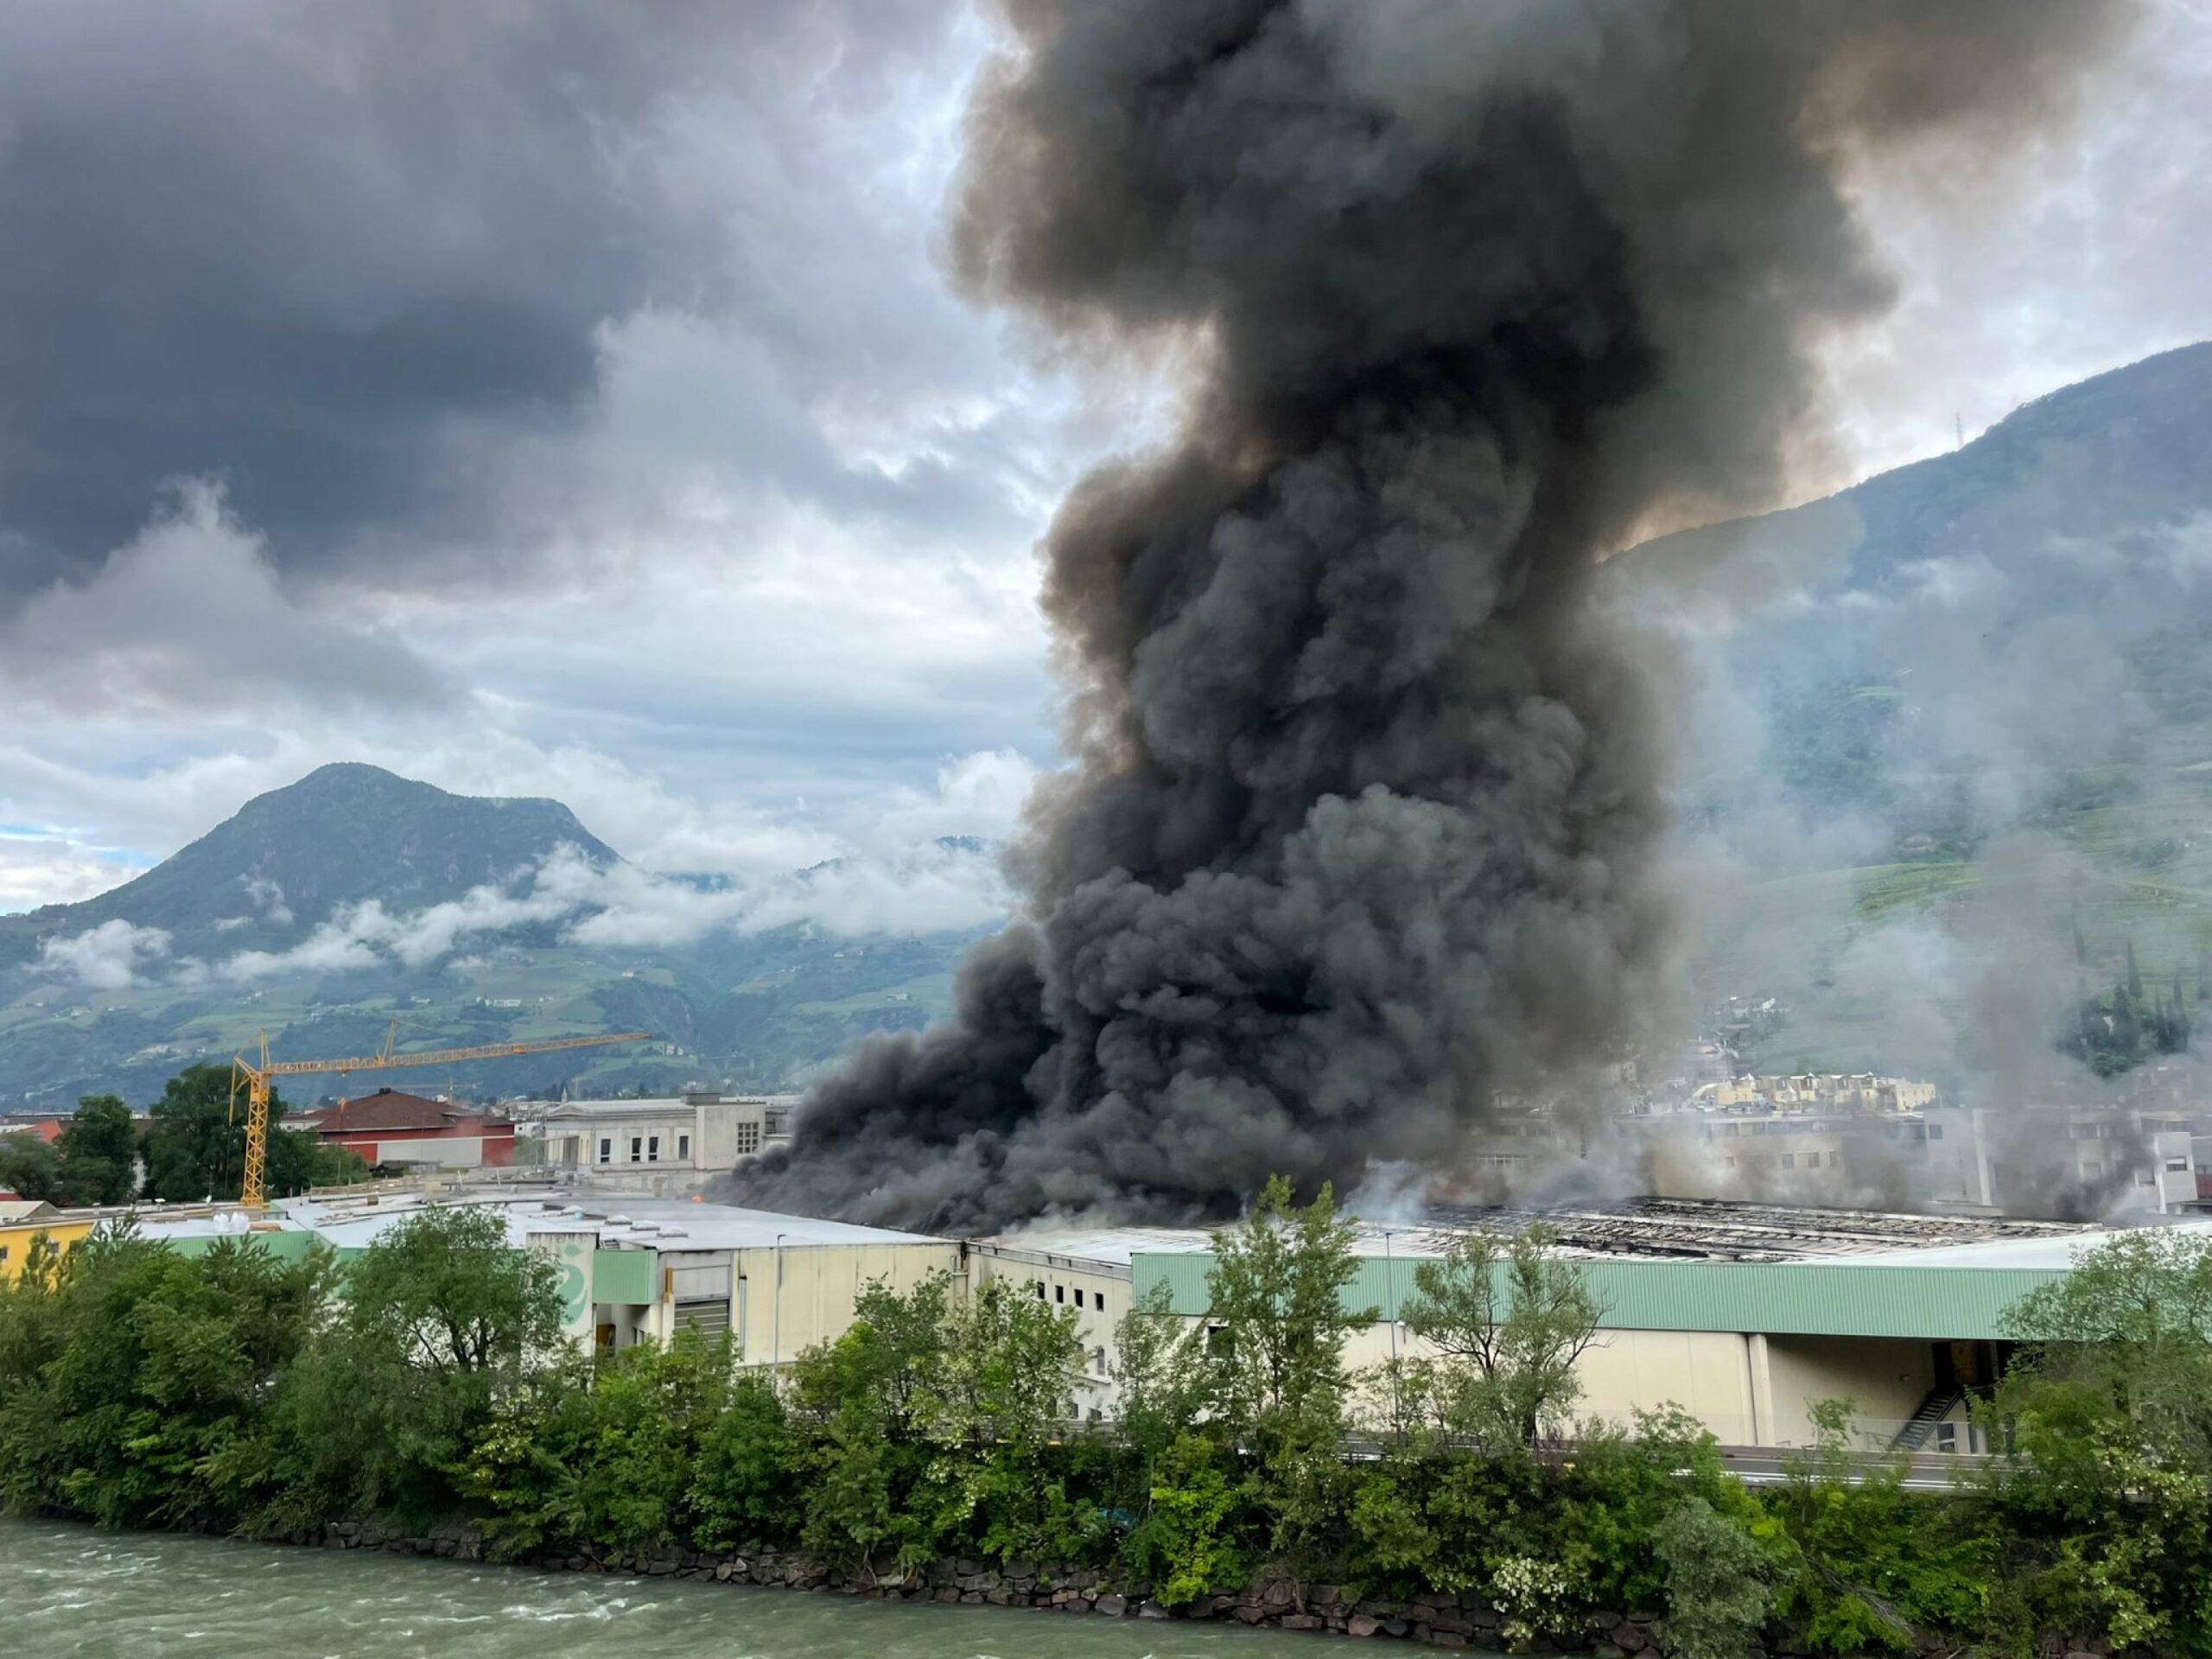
left=4, top=766, right=620, bottom=959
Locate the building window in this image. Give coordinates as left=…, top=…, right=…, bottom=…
left=598, top=1136, right=612, bottom=1164
left=677, top=1134, right=691, bottom=1161
left=648, top=1135, right=660, bottom=1163
left=1780, top=1153, right=1795, bottom=1169
left=1033, top=1281, right=1046, bottom=1300
left=734, top=1122, right=760, bottom=1155
left=1054, top=1284, right=1065, bottom=1304
left=1094, top=1290, right=1106, bottom=1311
left=629, top=1135, right=643, bottom=1164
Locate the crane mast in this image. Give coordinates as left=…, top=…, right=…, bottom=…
left=230, top=1025, right=650, bottom=1208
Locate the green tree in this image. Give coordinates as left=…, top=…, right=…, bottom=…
left=914, top=1275, right=1094, bottom=1563
left=56, top=1095, right=137, bottom=1205
left=1656, top=1496, right=1771, bottom=1659
left=279, top=1205, right=564, bottom=1529
left=1127, top=1433, right=1250, bottom=1607
left=1203, top=1176, right=1374, bottom=1561
left=1992, top=1230, right=2212, bottom=1649
left=139, top=1065, right=344, bottom=1202
left=461, top=1332, right=741, bottom=1561
left=2005, top=1224, right=2212, bottom=1470
left=1109, top=1280, right=1208, bottom=1541
left=1766, top=1402, right=1997, bottom=1654
left=689, top=1372, right=796, bottom=1551
left=0, top=1224, right=331, bottom=1532
left=1401, top=1224, right=1601, bottom=1447
left=786, top=1274, right=952, bottom=1577
left=1205, top=1175, right=1372, bottom=1435
left=0, top=1134, right=69, bottom=1205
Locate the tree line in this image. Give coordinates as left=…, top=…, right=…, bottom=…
left=3, top=1173, right=2210, bottom=1656
left=0, top=1065, right=367, bottom=1207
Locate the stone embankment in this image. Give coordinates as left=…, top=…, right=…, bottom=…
left=299, top=1522, right=2126, bottom=1656
left=308, top=1520, right=1659, bottom=1649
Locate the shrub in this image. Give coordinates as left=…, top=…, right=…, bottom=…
left=1656, top=1497, right=1771, bottom=1659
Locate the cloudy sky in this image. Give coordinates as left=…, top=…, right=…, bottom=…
left=3, top=0, right=2209, bottom=916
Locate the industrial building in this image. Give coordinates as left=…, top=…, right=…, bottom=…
left=992, top=1199, right=2118, bottom=1452
left=0, top=1180, right=2182, bottom=1455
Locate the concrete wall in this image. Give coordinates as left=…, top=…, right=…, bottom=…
left=729, top=1241, right=963, bottom=1370
left=366, top=1135, right=505, bottom=1169
left=1759, top=1333, right=1934, bottom=1446
left=970, top=1246, right=1134, bottom=1414
left=1217, top=1316, right=1942, bottom=1449
left=1333, top=1322, right=1764, bottom=1444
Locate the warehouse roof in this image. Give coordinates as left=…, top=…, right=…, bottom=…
left=996, top=1198, right=2089, bottom=1270
left=275, top=1192, right=938, bottom=1253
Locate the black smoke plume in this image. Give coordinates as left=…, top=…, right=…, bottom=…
left=733, top=0, right=2136, bottom=1232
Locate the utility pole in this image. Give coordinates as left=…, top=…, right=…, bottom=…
left=1382, top=1229, right=1401, bottom=1427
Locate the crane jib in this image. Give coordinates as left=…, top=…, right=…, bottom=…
left=226, top=1029, right=651, bottom=1209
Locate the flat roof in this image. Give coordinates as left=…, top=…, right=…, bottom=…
left=530, top=1197, right=941, bottom=1252
left=992, top=1198, right=2090, bottom=1268
left=275, top=1191, right=939, bottom=1253
left=539, top=1096, right=796, bottom=1119
left=1834, top=1217, right=2212, bottom=1270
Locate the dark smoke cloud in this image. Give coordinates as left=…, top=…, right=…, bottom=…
left=734, top=0, right=2139, bottom=1233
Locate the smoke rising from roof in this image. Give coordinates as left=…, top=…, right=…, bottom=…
left=733, top=0, right=2139, bottom=1232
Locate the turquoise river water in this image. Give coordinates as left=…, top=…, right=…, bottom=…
left=0, top=1516, right=1344, bottom=1658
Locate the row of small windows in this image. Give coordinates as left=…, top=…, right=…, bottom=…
left=595, top=1132, right=692, bottom=1165
left=1723, top=1149, right=1842, bottom=1171
left=1033, top=1279, right=1108, bottom=1313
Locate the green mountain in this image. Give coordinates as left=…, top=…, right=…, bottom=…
left=0, top=764, right=619, bottom=974
left=1625, top=341, right=2212, bottom=1078
left=0, top=766, right=988, bottom=1111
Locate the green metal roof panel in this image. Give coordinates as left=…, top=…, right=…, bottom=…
left=166, top=1230, right=329, bottom=1263
left=1131, top=1253, right=2069, bottom=1342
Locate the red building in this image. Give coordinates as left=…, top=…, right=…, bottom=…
left=300, top=1089, right=516, bottom=1169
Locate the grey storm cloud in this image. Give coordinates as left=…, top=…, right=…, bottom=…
left=0, top=0, right=984, bottom=596
left=732, top=0, right=2143, bottom=1235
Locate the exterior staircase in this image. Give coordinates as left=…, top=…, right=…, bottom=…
left=1891, top=1389, right=1967, bottom=1452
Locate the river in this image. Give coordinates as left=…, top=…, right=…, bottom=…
left=0, top=1517, right=1342, bottom=1658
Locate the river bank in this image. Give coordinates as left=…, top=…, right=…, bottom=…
left=296, top=1516, right=1637, bottom=1651
left=0, top=1516, right=1360, bottom=1659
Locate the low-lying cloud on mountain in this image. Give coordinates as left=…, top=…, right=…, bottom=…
left=0, top=763, right=1022, bottom=1105
left=34, top=840, right=1010, bottom=995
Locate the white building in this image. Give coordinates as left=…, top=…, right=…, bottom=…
left=1900, top=1105, right=2197, bottom=1215
left=531, top=1092, right=798, bottom=1192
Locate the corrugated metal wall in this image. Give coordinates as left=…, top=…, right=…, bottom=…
left=1132, top=1253, right=2067, bottom=1340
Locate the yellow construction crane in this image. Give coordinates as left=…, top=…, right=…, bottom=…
left=230, top=1024, right=651, bottom=1207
